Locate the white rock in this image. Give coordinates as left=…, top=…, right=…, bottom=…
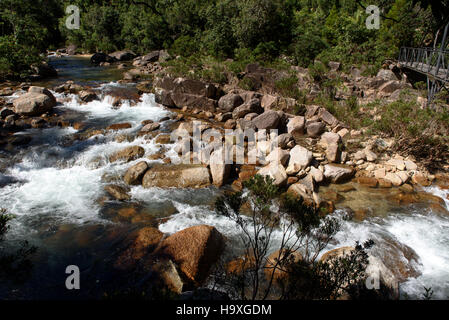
left=257, top=140, right=272, bottom=155
left=287, top=116, right=305, bottom=136
left=310, top=166, right=324, bottom=183
left=353, top=150, right=366, bottom=161
left=374, top=168, right=386, bottom=179
left=320, top=132, right=341, bottom=146
left=209, top=149, right=231, bottom=187
left=266, top=148, right=290, bottom=166
left=384, top=172, right=403, bottom=186
left=404, top=160, right=418, bottom=171
left=396, top=171, right=410, bottom=184
left=286, top=145, right=313, bottom=175
left=365, top=149, right=377, bottom=162
left=258, top=162, right=288, bottom=186
left=387, top=159, right=406, bottom=171
left=337, top=128, right=349, bottom=138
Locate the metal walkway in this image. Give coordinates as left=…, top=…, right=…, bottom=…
left=398, top=47, right=449, bottom=83
left=398, top=23, right=449, bottom=103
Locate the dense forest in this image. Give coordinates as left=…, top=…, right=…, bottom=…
left=0, top=0, right=448, bottom=79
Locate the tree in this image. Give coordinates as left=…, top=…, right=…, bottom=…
left=212, top=175, right=374, bottom=300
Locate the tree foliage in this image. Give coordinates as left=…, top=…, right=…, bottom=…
left=212, top=175, right=374, bottom=300
left=0, top=0, right=444, bottom=78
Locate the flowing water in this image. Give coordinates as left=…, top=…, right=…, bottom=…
left=0, top=57, right=448, bottom=299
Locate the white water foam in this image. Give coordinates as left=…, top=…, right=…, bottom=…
left=59, top=92, right=171, bottom=128
left=0, top=90, right=174, bottom=229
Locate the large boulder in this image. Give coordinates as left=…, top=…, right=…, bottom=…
left=156, top=225, right=225, bottom=284
left=218, top=93, right=244, bottom=112
left=142, top=164, right=211, bottom=188
left=155, top=77, right=218, bottom=110
left=115, top=227, right=163, bottom=270
left=173, top=78, right=217, bottom=99
left=124, top=161, right=149, bottom=185
left=320, top=132, right=341, bottom=146
left=286, top=145, right=313, bottom=175
left=13, top=88, right=56, bottom=116
left=209, top=149, right=231, bottom=187
left=323, top=164, right=355, bottom=183
left=155, top=90, right=175, bottom=107
left=325, top=143, right=340, bottom=163
left=306, top=121, right=326, bottom=137
left=378, top=80, right=403, bottom=94
left=287, top=116, right=305, bottom=137
left=109, top=146, right=145, bottom=163
left=232, top=98, right=263, bottom=119
left=109, top=50, right=136, bottom=61
left=266, top=148, right=290, bottom=166
left=142, top=51, right=160, bottom=63
left=79, top=90, right=98, bottom=103
left=170, top=93, right=217, bottom=111
left=251, top=110, right=281, bottom=130
left=321, top=247, right=399, bottom=299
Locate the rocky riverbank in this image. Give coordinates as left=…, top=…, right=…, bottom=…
left=1, top=52, right=448, bottom=299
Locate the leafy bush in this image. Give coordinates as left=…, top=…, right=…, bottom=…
left=212, top=175, right=374, bottom=300
left=0, top=36, right=41, bottom=79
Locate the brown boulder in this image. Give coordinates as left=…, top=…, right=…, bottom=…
left=142, top=164, right=211, bottom=188
left=109, top=146, right=145, bottom=163
left=114, top=227, right=163, bottom=270
left=157, top=225, right=225, bottom=284
left=318, top=108, right=339, bottom=127
left=124, top=161, right=149, bottom=185
left=356, top=177, right=379, bottom=188
left=13, top=92, right=55, bottom=116
left=264, top=249, right=302, bottom=281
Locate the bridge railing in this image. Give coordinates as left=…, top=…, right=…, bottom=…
left=399, top=47, right=449, bottom=82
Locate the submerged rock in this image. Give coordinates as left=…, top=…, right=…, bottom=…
left=115, top=227, right=163, bottom=270
left=104, top=184, right=131, bottom=201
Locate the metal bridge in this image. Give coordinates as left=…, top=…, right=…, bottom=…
left=398, top=23, right=449, bottom=103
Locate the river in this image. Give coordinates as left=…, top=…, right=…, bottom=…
left=0, top=56, right=448, bottom=300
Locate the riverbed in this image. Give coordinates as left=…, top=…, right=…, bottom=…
left=0, top=56, right=448, bottom=300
